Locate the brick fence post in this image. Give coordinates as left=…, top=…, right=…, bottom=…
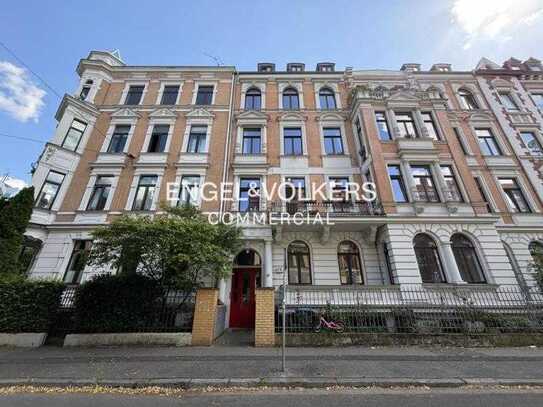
left=255, top=288, right=276, bottom=347
left=191, top=288, right=218, bottom=346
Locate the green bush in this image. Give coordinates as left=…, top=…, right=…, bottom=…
left=73, top=273, right=162, bottom=333
left=0, top=276, right=64, bottom=332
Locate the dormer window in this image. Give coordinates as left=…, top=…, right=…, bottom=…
left=430, top=64, right=451, bottom=72
left=400, top=63, right=421, bottom=72
left=257, top=63, right=275, bottom=72
left=317, top=63, right=335, bottom=72
left=287, top=63, right=305, bottom=72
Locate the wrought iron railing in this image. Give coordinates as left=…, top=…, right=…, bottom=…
left=275, top=284, right=543, bottom=334
left=268, top=200, right=384, bottom=217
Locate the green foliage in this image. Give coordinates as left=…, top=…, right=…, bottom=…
left=87, top=205, right=242, bottom=292
left=73, top=273, right=162, bottom=333
left=0, top=187, right=35, bottom=275
left=0, top=275, right=64, bottom=332
left=530, top=250, right=543, bottom=292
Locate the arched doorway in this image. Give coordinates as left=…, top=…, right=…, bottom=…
left=229, top=249, right=261, bottom=329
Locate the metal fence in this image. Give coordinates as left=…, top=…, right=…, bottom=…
left=51, top=286, right=195, bottom=336
left=275, top=284, right=543, bottom=335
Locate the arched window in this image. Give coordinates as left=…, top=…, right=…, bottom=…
left=287, top=241, right=311, bottom=284
left=451, top=234, right=486, bottom=283
left=319, top=87, right=336, bottom=110
left=244, top=87, right=261, bottom=110
left=282, top=87, right=299, bottom=110
left=529, top=241, right=543, bottom=260
left=413, top=234, right=446, bottom=283
left=337, top=241, right=363, bottom=285
left=458, top=88, right=479, bottom=110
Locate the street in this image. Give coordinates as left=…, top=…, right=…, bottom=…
left=2, top=388, right=543, bottom=407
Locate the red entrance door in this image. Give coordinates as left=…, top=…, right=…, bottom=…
left=229, top=268, right=258, bottom=328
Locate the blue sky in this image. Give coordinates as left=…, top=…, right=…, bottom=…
left=1, top=0, right=542, bottom=184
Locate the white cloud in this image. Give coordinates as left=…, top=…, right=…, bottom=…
left=451, top=0, right=543, bottom=49
left=0, top=175, right=27, bottom=197
left=0, top=61, right=46, bottom=123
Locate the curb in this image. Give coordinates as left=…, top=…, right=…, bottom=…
left=1, top=377, right=543, bottom=389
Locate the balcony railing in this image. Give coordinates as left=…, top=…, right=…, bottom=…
left=268, top=200, right=384, bottom=217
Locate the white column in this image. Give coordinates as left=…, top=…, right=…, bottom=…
left=441, top=242, right=465, bottom=284
left=218, top=278, right=227, bottom=304
left=264, top=240, right=273, bottom=288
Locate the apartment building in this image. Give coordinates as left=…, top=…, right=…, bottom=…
left=22, top=51, right=543, bottom=329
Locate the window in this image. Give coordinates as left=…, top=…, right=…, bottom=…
left=458, top=88, right=479, bottom=110
left=287, top=63, right=304, bottom=72
left=79, top=80, right=92, bottom=101
left=421, top=112, right=439, bottom=140
left=329, top=177, right=350, bottom=201
left=375, top=112, right=391, bottom=140
left=499, top=178, right=531, bottom=213
left=63, top=240, right=92, bottom=285
left=62, top=119, right=87, bottom=151
left=234, top=249, right=261, bottom=266
left=282, top=87, right=299, bottom=110
left=323, top=127, right=344, bottom=154
left=244, top=87, right=261, bottom=110
left=178, top=175, right=200, bottom=206
left=147, top=124, right=169, bottom=153
left=451, top=234, right=486, bottom=284
left=531, top=93, right=543, bottom=110
left=35, top=171, right=64, bottom=209
left=499, top=92, right=519, bottom=111
left=124, top=85, right=144, bottom=105
left=520, top=131, right=543, bottom=154
left=284, top=127, right=303, bottom=155
left=476, top=129, right=502, bottom=156
left=395, top=112, right=417, bottom=138
left=287, top=241, right=312, bottom=284
left=19, top=236, right=42, bottom=275
left=411, top=165, right=439, bottom=202
left=86, top=175, right=113, bottom=211
left=440, top=165, right=463, bottom=202
left=387, top=165, right=408, bottom=203
left=453, top=127, right=468, bottom=154
left=285, top=177, right=306, bottom=200
left=238, top=178, right=260, bottom=212
left=107, top=124, right=130, bottom=153
left=195, top=85, right=213, bottom=105
left=474, top=177, right=492, bottom=213
left=338, top=241, right=363, bottom=285
left=319, top=87, right=336, bottom=109
left=187, top=125, right=207, bottom=153
left=132, top=175, right=157, bottom=211
left=413, top=234, right=446, bottom=283
left=241, top=128, right=261, bottom=154
left=160, top=85, right=180, bottom=105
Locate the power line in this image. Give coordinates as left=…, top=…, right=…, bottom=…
left=0, top=133, right=46, bottom=144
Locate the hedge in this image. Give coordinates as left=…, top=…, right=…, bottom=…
left=73, top=273, right=162, bottom=333
left=0, top=277, right=64, bottom=333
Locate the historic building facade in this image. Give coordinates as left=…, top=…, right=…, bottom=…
left=23, top=51, right=543, bottom=329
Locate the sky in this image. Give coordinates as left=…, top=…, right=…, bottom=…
left=1, top=0, right=542, bottom=185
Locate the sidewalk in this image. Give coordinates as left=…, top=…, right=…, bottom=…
left=1, top=345, right=543, bottom=388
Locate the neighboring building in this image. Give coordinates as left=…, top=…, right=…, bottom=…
left=23, top=51, right=543, bottom=329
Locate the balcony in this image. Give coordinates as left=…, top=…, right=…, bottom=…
left=268, top=200, right=384, bottom=217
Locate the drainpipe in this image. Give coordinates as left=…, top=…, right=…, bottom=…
left=219, top=69, right=236, bottom=217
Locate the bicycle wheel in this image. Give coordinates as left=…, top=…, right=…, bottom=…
left=334, top=321, right=345, bottom=333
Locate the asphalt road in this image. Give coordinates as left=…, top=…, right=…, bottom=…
left=2, top=389, right=543, bottom=407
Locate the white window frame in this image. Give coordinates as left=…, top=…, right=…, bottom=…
left=173, top=173, right=205, bottom=208
left=236, top=125, right=267, bottom=155
left=452, top=83, right=486, bottom=111
left=278, top=81, right=304, bottom=109
left=101, top=118, right=137, bottom=154
left=472, top=172, right=499, bottom=213
left=279, top=115, right=307, bottom=156
left=182, top=117, right=213, bottom=154
left=191, top=81, right=218, bottom=105
left=120, top=82, right=148, bottom=105
left=78, top=170, right=121, bottom=211
left=125, top=170, right=165, bottom=211
left=318, top=116, right=349, bottom=156
left=469, top=120, right=510, bottom=156
left=141, top=118, right=176, bottom=153
left=155, top=81, right=183, bottom=105
left=492, top=171, right=539, bottom=213
left=240, top=82, right=266, bottom=110
left=314, top=82, right=341, bottom=109
left=517, top=128, right=543, bottom=155
left=54, top=107, right=96, bottom=155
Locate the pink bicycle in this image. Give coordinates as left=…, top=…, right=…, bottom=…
left=314, top=312, right=345, bottom=333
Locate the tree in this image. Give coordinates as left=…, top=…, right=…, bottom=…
left=0, top=187, right=34, bottom=275
left=87, top=205, right=242, bottom=295
left=530, top=245, right=543, bottom=292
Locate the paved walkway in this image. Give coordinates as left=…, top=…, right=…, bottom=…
left=1, top=345, right=543, bottom=387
